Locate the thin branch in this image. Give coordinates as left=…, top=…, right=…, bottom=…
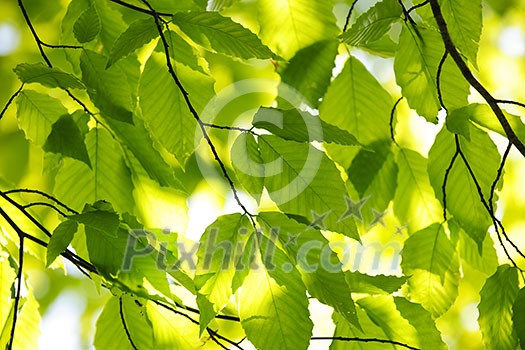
left=0, top=84, right=24, bottom=121
left=4, top=189, right=79, bottom=214
left=441, top=149, right=459, bottom=221
left=22, top=202, right=69, bottom=217
left=6, top=236, right=24, bottom=350
left=496, top=99, right=525, bottom=110
left=119, top=297, right=139, bottom=350
left=407, top=0, right=429, bottom=14
left=202, top=122, right=254, bottom=133
left=436, top=51, right=448, bottom=111
left=40, top=42, right=83, bottom=49
left=390, top=97, right=403, bottom=146
left=489, top=142, right=511, bottom=208
left=343, top=0, right=359, bottom=32
left=429, top=0, right=525, bottom=157
left=108, top=0, right=171, bottom=17
left=312, top=336, right=420, bottom=350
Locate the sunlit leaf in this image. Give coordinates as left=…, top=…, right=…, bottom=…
left=16, top=90, right=68, bottom=147
left=401, top=223, right=460, bottom=316
left=341, top=0, right=401, bottom=47
left=231, top=133, right=264, bottom=201
left=259, top=135, right=359, bottom=239
left=239, top=234, right=313, bottom=350
left=14, top=63, right=85, bottom=90
left=320, top=56, right=393, bottom=146
left=478, top=265, right=519, bottom=350
left=46, top=220, right=78, bottom=267
left=257, top=0, right=338, bottom=59
left=107, top=18, right=159, bottom=67
left=253, top=108, right=360, bottom=146
left=173, top=11, right=274, bottom=59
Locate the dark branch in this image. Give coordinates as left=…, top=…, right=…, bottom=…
left=0, top=84, right=24, bottom=122
left=6, top=236, right=24, bottom=350
left=108, top=0, right=171, bottom=17
left=202, top=122, right=254, bottom=133
left=343, top=0, right=359, bottom=32
left=119, top=297, right=139, bottom=350
left=496, top=99, right=525, bottom=110
left=390, top=97, right=403, bottom=146
left=436, top=51, right=448, bottom=111
left=5, top=189, right=79, bottom=214
left=312, top=336, right=420, bottom=350
left=429, top=0, right=525, bottom=157
left=22, top=202, right=69, bottom=217
left=407, top=0, right=430, bottom=14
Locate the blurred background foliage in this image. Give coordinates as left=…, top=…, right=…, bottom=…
left=0, top=0, right=524, bottom=349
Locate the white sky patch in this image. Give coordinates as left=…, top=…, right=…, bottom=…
left=460, top=302, right=480, bottom=332
left=499, top=25, right=525, bottom=57
left=39, top=291, right=86, bottom=350
left=0, top=23, right=20, bottom=56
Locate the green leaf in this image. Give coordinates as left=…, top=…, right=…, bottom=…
left=107, top=18, right=159, bottom=67
left=54, top=128, right=135, bottom=213
left=347, top=148, right=398, bottom=222
left=146, top=0, right=202, bottom=13
left=331, top=308, right=389, bottom=350
left=279, top=39, right=339, bottom=108
left=458, top=228, right=498, bottom=275
left=172, top=11, right=274, bottom=59
left=394, top=148, right=442, bottom=232
left=394, top=24, right=469, bottom=122
left=194, top=213, right=251, bottom=331
left=73, top=5, right=100, bottom=43
left=340, top=0, right=402, bottom=47
left=357, top=296, right=419, bottom=347
left=446, top=106, right=472, bottom=140
left=401, top=223, right=460, bottom=316
left=14, top=62, right=85, bottom=89
left=70, top=202, right=120, bottom=238
left=239, top=234, right=313, bottom=350
left=258, top=135, right=359, bottom=240
left=345, top=271, right=406, bottom=294
left=95, top=296, right=154, bottom=349
left=16, top=90, right=68, bottom=146
left=139, top=51, right=214, bottom=166
left=46, top=220, right=78, bottom=267
left=428, top=126, right=500, bottom=249
left=80, top=50, right=134, bottom=124
left=257, top=0, right=338, bottom=59
left=44, top=115, right=91, bottom=167
left=9, top=291, right=40, bottom=350
left=394, top=297, right=447, bottom=350
left=231, top=132, right=265, bottom=202
left=478, top=265, right=519, bottom=350
left=0, top=253, right=16, bottom=330
left=440, top=0, right=482, bottom=66
left=146, top=301, right=203, bottom=349
left=320, top=56, right=393, bottom=146
left=258, top=212, right=360, bottom=329
left=253, top=108, right=360, bottom=146
left=461, top=103, right=525, bottom=145
left=512, top=287, right=525, bottom=348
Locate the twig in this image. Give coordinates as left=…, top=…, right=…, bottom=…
left=0, top=84, right=24, bottom=121
left=119, top=297, right=139, bottom=350
left=407, top=0, right=429, bottom=14
left=496, top=99, right=525, bottom=110
left=4, top=189, right=79, bottom=214
left=108, top=0, right=171, bottom=17
left=312, top=336, right=420, bottom=350
left=428, top=0, right=525, bottom=157
left=441, top=149, right=459, bottom=221
left=390, top=97, right=403, bottom=146
left=343, top=0, right=359, bottom=32
left=202, top=122, right=254, bottom=133
left=22, top=202, right=69, bottom=217
left=436, top=51, right=448, bottom=111
left=6, top=236, right=24, bottom=350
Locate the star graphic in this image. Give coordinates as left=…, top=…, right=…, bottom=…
left=339, top=196, right=369, bottom=222
left=394, top=224, right=408, bottom=237
left=308, top=209, right=331, bottom=230
left=284, top=232, right=299, bottom=247
left=368, top=208, right=387, bottom=228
